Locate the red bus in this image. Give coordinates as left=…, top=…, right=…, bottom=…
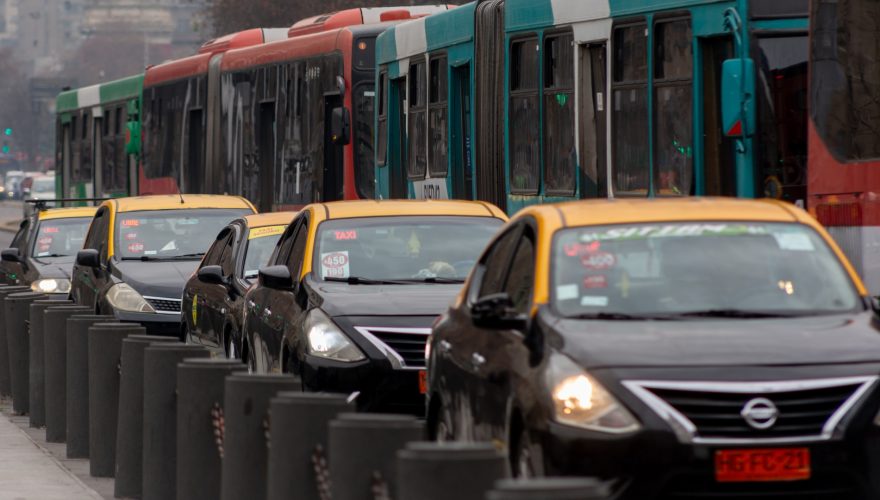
left=809, top=0, right=880, bottom=295
left=140, top=6, right=452, bottom=212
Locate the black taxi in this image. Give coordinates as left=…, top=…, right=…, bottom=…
left=182, top=211, right=294, bottom=358
left=243, top=200, right=507, bottom=414
left=71, top=195, right=255, bottom=336
left=1, top=205, right=95, bottom=294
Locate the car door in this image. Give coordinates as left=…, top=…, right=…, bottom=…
left=187, top=226, right=231, bottom=345
left=438, top=224, right=523, bottom=440
left=207, top=226, right=240, bottom=349
left=73, top=207, right=110, bottom=309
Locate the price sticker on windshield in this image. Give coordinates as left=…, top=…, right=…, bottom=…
left=128, top=242, right=144, bottom=254
left=321, top=251, right=350, bottom=279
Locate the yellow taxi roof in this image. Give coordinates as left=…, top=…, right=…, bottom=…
left=110, top=194, right=256, bottom=213
left=38, top=206, right=97, bottom=221
left=518, top=197, right=809, bottom=230
left=244, top=211, right=297, bottom=228
left=319, top=199, right=507, bottom=220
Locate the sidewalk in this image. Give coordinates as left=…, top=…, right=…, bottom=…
left=0, top=399, right=107, bottom=500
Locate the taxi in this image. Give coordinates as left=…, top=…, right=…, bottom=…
left=70, top=195, right=256, bottom=336
left=182, top=212, right=296, bottom=358
left=426, top=198, right=880, bottom=499
left=0, top=205, right=95, bottom=294
left=243, top=200, right=507, bottom=414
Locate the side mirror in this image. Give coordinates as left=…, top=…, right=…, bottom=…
left=1, top=248, right=20, bottom=263
left=259, top=265, right=293, bottom=290
left=471, top=292, right=528, bottom=330
left=330, top=107, right=351, bottom=145
left=721, top=58, right=756, bottom=138
left=76, top=249, right=100, bottom=268
left=198, top=265, right=227, bottom=286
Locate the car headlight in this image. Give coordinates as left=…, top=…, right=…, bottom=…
left=31, top=278, right=71, bottom=294
left=106, top=283, right=156, bottom=313
left=545, top=353, right=640, bottom=434
left=304, top=309, right=365, bottom=362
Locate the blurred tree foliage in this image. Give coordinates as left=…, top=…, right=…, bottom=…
left=0, top=49, right=41, bottom=166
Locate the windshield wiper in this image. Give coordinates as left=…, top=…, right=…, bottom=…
left=324, top=276, right=413, bottom=285
left=122, top=253, right=205, bottom=262
left=401, top=277, right=466, bottom=284
left=671, top=309, right=796, bottom=319
left=36, top=253, right=67, bottom=259
left=571, top=312, right=670, bottom=321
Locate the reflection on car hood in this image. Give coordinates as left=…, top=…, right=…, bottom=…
left=555, top=313, right=880, bottom=369
left=312, top=280, right=460, bottom=317
left=113, top=260, right=198, bottom=299
left=30, top=255, right=75, bottom=279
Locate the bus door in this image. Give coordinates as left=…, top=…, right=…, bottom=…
left=323, top=94, right=344, bottom=202
left=389, top=77, right=408, bottom=199
left=578, top=43, right=607, bottom=198
left=451, top=63, right=473, bottom=200
left=258, top=102, right=276, bottom=210
left=702, top=37, right=737, bottom=196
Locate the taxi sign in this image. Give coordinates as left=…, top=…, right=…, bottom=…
left=249, top=225, right=286, bottom=240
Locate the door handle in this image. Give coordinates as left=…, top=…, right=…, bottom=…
left=471, top=352, right=486, bottom=368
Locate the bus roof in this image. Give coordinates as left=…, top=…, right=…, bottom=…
left=288, top=6, right=454, bottom=38
left=377, top=3, right=475, bottom=64
left=56, top=74, right=144, bottom=114
left=504, top=0, right=609, bottom=32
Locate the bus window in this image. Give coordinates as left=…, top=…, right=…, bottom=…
left=612, top=23, right=648, bottom=195
left=377, top=71, right=388, bottom=167
left=354, top=83, right=376, bottom=199
left=578, top=43, right=607, bottom=199
left=428, top=55, right=449, bottom=178
left=408, top=61, right=427, bottom=180
left=653, top=18, right=693, bottom=196
left=509, top=36, right=540, bottom=195
left=544, top=32, right=576, bottom=196
left=702, top=38, right=736, bottom=196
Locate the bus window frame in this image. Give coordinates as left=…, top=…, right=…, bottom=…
left=377, top=68, right=388, bottom=168
left=428, top=52, right=449, bottom=179
left=508, top=33, right=541, bottom=196
left=610, top=19, right=649, bottom=197
left=542, top=29, right=577, bottom=197
left=407, top=59, right=428, bottom=181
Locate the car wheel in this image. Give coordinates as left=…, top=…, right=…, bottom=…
left=510, top=422, right=544, bottom=479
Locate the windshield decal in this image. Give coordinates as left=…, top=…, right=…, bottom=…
left=556, top=284, right=579, bottom=300
left=580, top=296, right=609, bottom=307
left=121, top=219, right=140, bottom=227
left=248, top=225, right=286, bottom=240
left=334, top=230, right=358, bottom=240
left=773, top=232, right=815, bottom=251
left=578, top=224, right=767, bottom=242
left=321, top=251, right=350, bottom=279
left=583, top=275, right=609, bottom=289
left=581, top=252, right=616, bottom=270
left=128, top=242, right=144, bottom=254
left=41, top=226, right=59, bottom=234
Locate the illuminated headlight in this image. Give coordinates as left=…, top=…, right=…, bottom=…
left=304, top=309, right=365, bottom=362
left=31, top=278, right=71, bottom=294
left=545, top=353, right=640, bottom=433
left=106, top=283, right=155, bottom=313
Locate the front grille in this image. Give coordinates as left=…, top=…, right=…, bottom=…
left=355, top=327, right=430, bottom=369
left=145, top=297, right=182, bottom=314
left=626, top=377, right=876, bottom=443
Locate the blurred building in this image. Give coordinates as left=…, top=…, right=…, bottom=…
left=16, top=0, right=85, bottom=74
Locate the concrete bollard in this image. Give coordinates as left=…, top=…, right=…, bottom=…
left=177, top=358, right=245, bottom=500
left=486, top=478, right=611, bottom=499
left=113, top=335, right=178, bottom=499
left=65, top=314, right=115, bottom=458
left=28, top=299, right=71, bottom=428
left=6, top=292, right=45, bottom=414
left=0, top=286, right=29, bottom=396
left=396, top=442, right=507, bottom=500
left=141, top=343, right=209, bottom=500
left=267, top=392, right=352, bottom=500
left=87, top=322, right=146, bottom=477
left=329, top=413, right=425, bottom=500
left=43, top=305, right=91, bottom=442
left=220, top=373, right=299, bottom=500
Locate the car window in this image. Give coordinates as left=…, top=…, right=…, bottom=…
left=32, top=217, right=91, bottom=258
left=552, top=222, right=862, bottom=318
left=220, top=229, right=237, bottom=277
left=503, top=229, right=536, bottom=314
left=10, top=220, right=29, bottom=253
left=242, top=226, right=286, bottom=279
left=114, top=208, right=251, bottom=260
left=272, top=218, right=304, bottom=268
left=286, top=221, right=309, bottom=278
left=479, top=226, right=522, bottom=298
left=83, top=208, right=109, bottom=260
left=313, top=216, right=503, bottom=282
left=201, top=228, right=232, bottom=267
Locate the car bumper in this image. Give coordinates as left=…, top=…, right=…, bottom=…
left=113, top=310, right=182, bottom=338
left=300, top=355, right=425, bottom=415
left=535, top=421, right=880, bottom=499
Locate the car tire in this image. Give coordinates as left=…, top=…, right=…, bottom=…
left=509, top=421, right=544, bottom=479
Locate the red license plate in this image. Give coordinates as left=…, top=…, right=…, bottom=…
left=715, top=448, right=810, bottom=482
left=418, top=370, right=427, bottom=394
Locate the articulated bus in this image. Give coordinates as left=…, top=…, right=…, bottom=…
left=55, top=74, right=144, bottom=199
left=375, top=0, right=809, bottom=215
left=140, top=6, right=451, bottom=212
left=809, top=0, right=880, bottom=295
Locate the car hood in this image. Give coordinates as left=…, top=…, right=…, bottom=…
left=112, top=260, right=199, bottom=299
left=310, top=280, right=460, bottom=317
left=30, top=256, right=75, bottom=279
left=554, top=313, right=880, bottom=369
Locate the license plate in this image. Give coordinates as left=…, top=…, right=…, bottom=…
left=418, top=370, right=427, bottom=394
left=715, top=448, right=810, bottom=482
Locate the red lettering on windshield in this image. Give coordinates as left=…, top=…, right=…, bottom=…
left=41, top=227, right=60, bottom=234
left=335, top=230, right=358, bottom=240
left=564, top=241, right=601, bottom=257
left=121, top=219, right=140, bottom=227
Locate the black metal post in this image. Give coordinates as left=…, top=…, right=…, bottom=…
left=396, top=442, right=507, bottom=500
left=6, top=292, right=45, bottom=414
left=43, top=305, right=91, bottom=442
left=28, top=298, right=71, bottom=428
left=65, top=314, right=114, bottom=458
left=486, top=478, right=611, bottom=499
left=0, top=286, right=29, bottom=396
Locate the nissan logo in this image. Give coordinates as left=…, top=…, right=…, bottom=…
left=741, top=398, right=779, bottom=430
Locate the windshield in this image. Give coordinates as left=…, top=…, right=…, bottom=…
left=33, top=178, right=55, bottom=194
left=552, top=222, right=861, bottom=318
left=32, top=217, right=91, bottom=258
left=243, top=225, right=286, bottom=279
left=313, top=216, right=503, bottom=282
left=115, top=208, right=252, bottom=260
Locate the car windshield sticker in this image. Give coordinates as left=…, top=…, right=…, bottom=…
left=556, top=284, right=579, bottom=300
left=41, top=226, right=59, bottom=233
left=144, top=250, right=157, bottom=255
left=121, top=219, right=140, bottom=227
left=580, top=296, right=609, bottom=307
left=578, top=224, right=767, bottom=242
left=583, top=275, right=608, bottom=289
left=321, top=251, right=350, bottom=279
left=773, top=232, right=814, bottom=251
left=248, top=225, right=286, bottom=240
left=334, top=230, right=358, bottom=240
left=581, top=252, right=616, bottom=270
left=128, top=242, right=144, bottom=254
left=125, top=232, right=138, bottom=240
left=37, top=252, right=50, bottom=257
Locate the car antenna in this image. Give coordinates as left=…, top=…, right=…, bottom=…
left=176, top=185, right=185, bottom=205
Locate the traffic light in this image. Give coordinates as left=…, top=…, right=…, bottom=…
left=4, top=128, right=11, bottom=137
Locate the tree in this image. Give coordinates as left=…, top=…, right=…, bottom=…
left=206, top=0, right=440, bottom=36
